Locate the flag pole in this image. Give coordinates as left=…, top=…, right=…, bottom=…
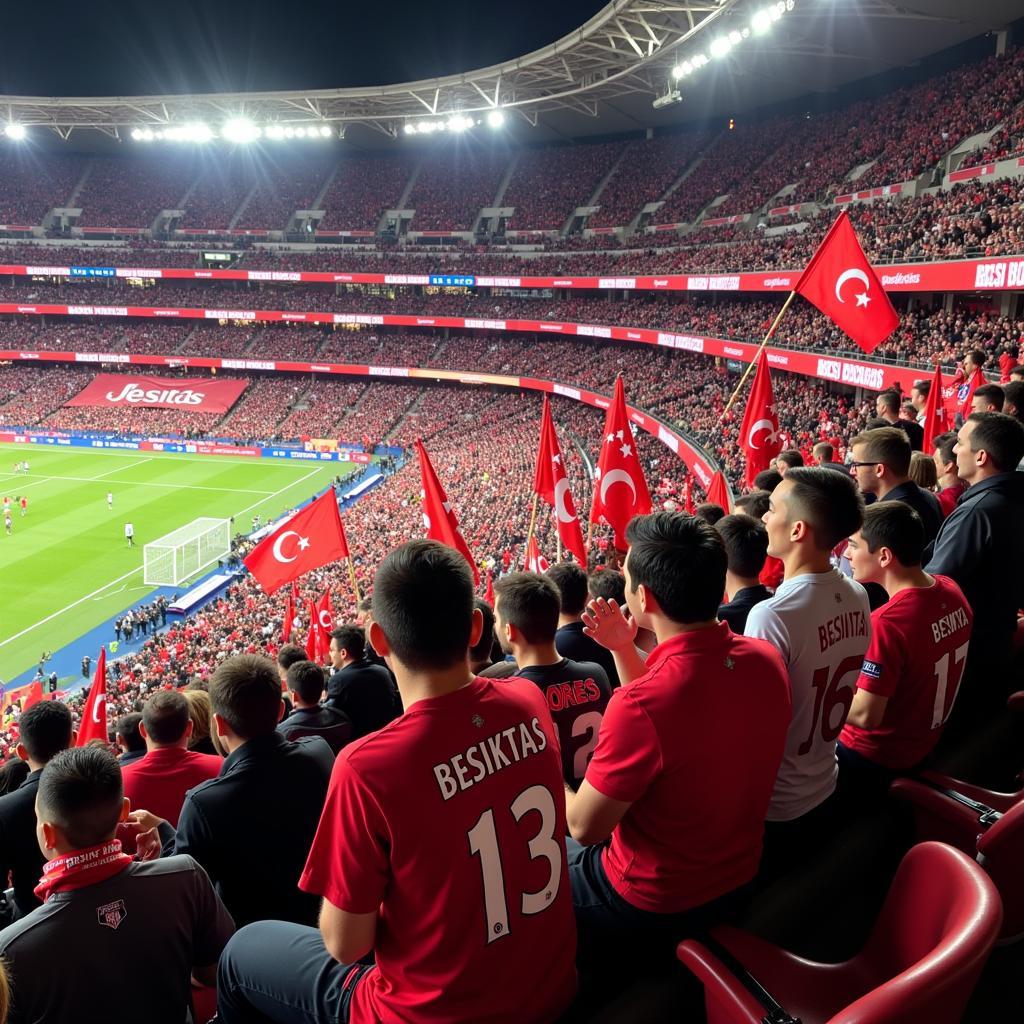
left=346, top=555, right=362, bottom=605
left=721, top=290, right=797, bottom=418
left=525, top=491, right=540, bottom=552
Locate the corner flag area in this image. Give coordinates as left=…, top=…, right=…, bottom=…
left=0, top=443, right=353, bottom=680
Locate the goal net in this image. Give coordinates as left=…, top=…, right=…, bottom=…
left=144, top=517, right=232, bottom=587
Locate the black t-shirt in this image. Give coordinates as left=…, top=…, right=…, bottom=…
left=513, top=658, right=612, bottom=789
left=326, top=658, right=402, bottom=739
left=555, top=621, right=620, bottom=689
left=718, top=585, right=773, bottom=635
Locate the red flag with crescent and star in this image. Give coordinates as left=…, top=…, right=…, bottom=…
left=244, top=491, right=350, bottom=595
left=305, top=599, right=325, bottom=663
left=532, top=396, right=587, bottom=565
left=316, top=591, right=335, bottom=659
left=793, top=211, right=899, bottom=354
left=922, top=362, right=951, bottom=455
left=524, top=535, right=550, bottom=574
left=76, top=649, right=108, bottom=747
left=590, top=377, right=652, bottom=549
left=738, top=353, right=781, bottom=488
left=416, top=439, right=479, bottom=584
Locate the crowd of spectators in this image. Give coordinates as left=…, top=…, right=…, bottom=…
left=234, top=156, right=336, bottom=230
left=0, top=152, right=85, bottom=226
left=406, top=148, right=510, bottom=231
left=75, top=157, right=197, bottom=228
left=503, top=141, right=629, bottom=231
left=317, top=156, right=415, bottom=231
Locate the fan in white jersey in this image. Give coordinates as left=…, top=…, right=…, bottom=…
left=745, top=468, right=870, bottom=876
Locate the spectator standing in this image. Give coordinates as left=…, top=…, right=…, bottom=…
left=876, top=391, right=924, bottom=451
left=715, top=514, right=773, bottom=634
left=932, top=431, right=967, bottom=518
left=113, top=712, right=146, bottom=767
left=550, top=562, right=620, bottom=688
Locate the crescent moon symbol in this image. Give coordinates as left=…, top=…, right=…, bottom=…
left=93, top=696, right=105, bottom=724
left=272, top=530, right=301, bottom=563
left=834, top=267, right=870, bottom=304
left=600, top=468, right=637, bottom=507
left=553, top=478, right=577, bottom=524
left=747, top=418, right=774, bottom=450
left=318, top=610, right=332, bottom=629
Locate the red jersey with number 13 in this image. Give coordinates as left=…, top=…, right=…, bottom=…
left=300, top=675, right=576, bottom=1024
left=840, top=574, right=972, bottom=770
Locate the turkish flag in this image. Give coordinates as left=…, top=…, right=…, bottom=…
left=305, top=599, right=325, bottom=663
left=416, top=439, right=479, bottom=583
left=922, top=362, right=951, bottom=455
left=316, top=591, right=335, bottom=659
left=533, top=396, right=587, bottom=565
left=524, top=536, right=550, bottom=574
left=738, top=354, right=781, bottom=488
left=21, top=681, right=43, bottom=711
left=793, top=211, right=899, bottom=354
left=76, top=649, right=108, bottom=746
left=281, top=593, right=295, bottom=645
left=244, top=491, right=350, bottom=594
left=705, top=471, right=732, bottom=512
left=590, top=377, right=652, bottom=549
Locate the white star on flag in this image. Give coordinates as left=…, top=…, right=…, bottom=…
left=615, top=429, right=625, bottom=441
left=856, top=292, right=871, bottom=308
left=551, top=454, right=560, bottom=465
left=619, top=443, right=632, bottom=457
left=606, top=433, right=615, bottom=444
left=297, top=536, right=311, bottom=550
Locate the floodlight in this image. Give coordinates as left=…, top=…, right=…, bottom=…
left=222, top=118, right=261, bottom=143
left=709, top=37, right=732, bottom=58
left=728, top=30, right=742, bottom=45
left=4, top=124, right=27, bottom=141
left=266, top=125, right=285, bottom=140
left=672, top=65, right=685, bottom=80
left=131, top=128, right=144, bottom=141
left=751, top=9, right=772, bottom=33
left=319, top=125, right=332, bottom=137
left=487, top=110, right=505, bottom=128
left=404, top=123, right=416, bottom=135
left=785, top=0, right=795, bottom=10
left=295, top=126, right=307, bottom=137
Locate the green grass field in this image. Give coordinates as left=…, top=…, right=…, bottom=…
left=0, top=443, right=354, bottom=681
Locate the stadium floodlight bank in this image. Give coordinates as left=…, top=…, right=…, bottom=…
left=143, top=517, right=232, bottom=587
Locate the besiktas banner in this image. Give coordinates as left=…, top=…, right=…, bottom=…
left=64, top=374, right=249, bottom=413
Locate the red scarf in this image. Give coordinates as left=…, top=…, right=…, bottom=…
left=34, top=839, right=132, bottom=903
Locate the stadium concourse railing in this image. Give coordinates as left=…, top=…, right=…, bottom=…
left=0, top=301, right=947, bottom=395
left=2, top=251, right=1023, bottom=293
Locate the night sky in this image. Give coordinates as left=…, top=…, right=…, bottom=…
left=3, top=0, right=609, bottom=96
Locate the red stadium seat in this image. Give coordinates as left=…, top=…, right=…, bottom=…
left=891, top=775, right=1024, bottom=941
left=189, top=980, right=217, bottom=1024
left=677, top=842, right=1002, bottom=1024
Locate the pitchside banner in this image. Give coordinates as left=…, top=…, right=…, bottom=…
left=63, top=374, right=249, bottom=413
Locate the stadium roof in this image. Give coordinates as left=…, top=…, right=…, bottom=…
left=1, top=0, right=1020, bottom=147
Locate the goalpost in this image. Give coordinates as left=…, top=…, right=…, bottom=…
left=143, top=517, right=233, bottom=587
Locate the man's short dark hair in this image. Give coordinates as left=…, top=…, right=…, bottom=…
left=965, top=412, right=1024, bottom=473
left=973, top=383, right=1004, bottom=411
left=753, top=468, right=783, bottom=492
left=1002, top=380, right=1024, bottom=421
left=735, top=490, right=771, bottom=520
left=330, top=624, right=366, bottom=662
left=912, top=379, right=931, bottom=398
left=19, top=701, right=73, bottom=764
left=287, top=660, right=327, bottom=704
left=373, top=540, right=474, bottom=671
left=782, top=467, right=865, bottom=550
left=965, top=349, right=987, bottom=370
left=588, top=569, right=625, bottom=606
left=813, top=442, right=835, bottom=461
left=494, top=572, right=561, bottom=645
left=777, top=449, right=804, bottom=469
left=859, top=501, right=925, bottom=567
left=470, top=597, right=496, bottom=663
left=141, top=690, right=190, bottom=745
left=625, top=513, right=726, bottom=625
left=1010, top=364, right=1024, bottom=381
left=276, top=644, right=307, bottom=673
left=114, top=712, right=145, bottom=753
left=876, top=391, right=900, bottom=414
left=933, top=431, right=957, bottom=467
left=695, top=502, right=726, bottom=525
left=546, top=562, right=588, bottom=616
left=37, top=747, right=122, bottom=850
left=209, top=654, right=283, bottom=740
left=715, top=514, right=768, bottom=579
left=850, top=426, right=912, bottom=476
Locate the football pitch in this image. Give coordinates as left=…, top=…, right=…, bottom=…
left=0, top=443, right=354, bottom=681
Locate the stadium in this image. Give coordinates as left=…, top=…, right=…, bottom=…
left=0, top=0, right=1022, bottom=1019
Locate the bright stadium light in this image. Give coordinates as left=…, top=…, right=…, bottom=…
left=709, top=36, right=732, bottom=58
left=265, top=125, right=285, bottom=140
left=319, top=125, right=332, bottom=137
left=4, top=123, right=27, bottom=141
left=222, top=118, right=261, bottom=143
left=487, top=109, right=505, bottom=129
left=751, top=9, right=773, bottom=33
left=295, top=126, right=307, bottom=138
left=728, top=30, right=742, bottom=45
left=404, top=123, right=416, bottom=135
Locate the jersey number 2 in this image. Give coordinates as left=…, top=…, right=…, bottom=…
left=467, top=785, right=562, bottom=944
